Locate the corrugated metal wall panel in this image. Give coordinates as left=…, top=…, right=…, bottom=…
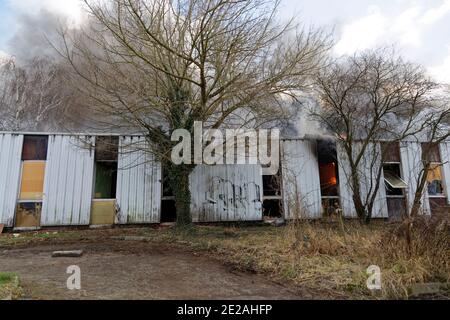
left=336, top=143, right=356, bottom=218
left=116, top=136, right=161, bottom=224
left=440, top=142, right=450, bottom=205
left=400, top=141, right=430, bottom=215
left=190, top=164, right=263, bottom=222
left=337, top=142, right=388, bottom=218
left=281, top=140, right=322, bottom=219
left=41, top=135, right=95, bottom=226
left=0, top=134, right=24, bottom=227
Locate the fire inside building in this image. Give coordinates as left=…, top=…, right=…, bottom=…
left=0, top=132, right=450, bottom=229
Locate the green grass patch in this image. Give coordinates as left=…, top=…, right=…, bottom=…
left=0, top=272, right=22, bottom=300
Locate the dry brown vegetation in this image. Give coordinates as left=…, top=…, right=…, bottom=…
left=1, top=218, right=448, bottom=299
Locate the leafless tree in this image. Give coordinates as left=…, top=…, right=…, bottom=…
left=313, top=49, right=440, bottom=223
left=57, top=0, right=331, bottom=225
left=0, top=57, right=73, bottom=131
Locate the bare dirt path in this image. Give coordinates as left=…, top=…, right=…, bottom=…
left=0, top=241, right=304, bottom=300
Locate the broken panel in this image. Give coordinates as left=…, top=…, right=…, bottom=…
left=15, top=202, right=41, bottom=228
left=19, top=162, right=46, bottom=200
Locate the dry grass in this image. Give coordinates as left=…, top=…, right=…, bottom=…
left=155, top=219, right=450, bottom=299
left=0, top=218, right=448, bottom=299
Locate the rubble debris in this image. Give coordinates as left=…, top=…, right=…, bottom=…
left=51, top=250, right=84, bottom=258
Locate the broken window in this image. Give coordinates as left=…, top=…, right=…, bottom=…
left=94, top=162, right=117, bottom=199
left=22, top=135, right=48, bottom=160
left=15, top=202, right=42, bottom=228
left=317, top=140, right=339, bottom=197
left=17, top=135, right=48, bottom=228
left=95, top=136, right=119, bottom=161
left=426, top=164, right=445, bottom=196
left=161, top=167, right=176, bottom=223
left=381, top=142, right=401, bottom=163
left=421, top=143, right=447, bottom=214
left=94, top=137, right=118, bottom=199
left=422, top=143, right=441, bottom=163
left=382, top=143, right=407, bottom=219
left=383, top=164, right=407, bottom=197
left=263, top=169, right=282, bottom=218
left=317, top=140, right=340, bottom=216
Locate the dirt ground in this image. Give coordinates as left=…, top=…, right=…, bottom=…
left=0, top=240, right=307, bottom=300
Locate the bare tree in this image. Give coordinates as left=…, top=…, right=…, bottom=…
left=313, top=49, right=438, bottom=223
left=0, top=57, right=72, bottom=131
left=57, top=0, right=331, bottom=226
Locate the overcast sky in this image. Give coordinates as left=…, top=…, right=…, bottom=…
left=0, top=0, right=449, bottom=83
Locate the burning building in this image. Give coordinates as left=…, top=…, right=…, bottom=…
left=0, top=131, right=449, bottom=229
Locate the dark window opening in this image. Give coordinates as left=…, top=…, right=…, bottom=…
left=429, top=197, right=448, bottom=215
left=162, top=167, right=174, bottom=197
left=263, top=170, right=281, bottom=197
left=421, top=143, right=441, bottom=163
left=263, top=199, right=282, bottom=218
left=322, top=198, right=341, bottom=217
left=95, top=136, right=119, bottom=161
left=381, top=142, right=401, bottom=163
left=22, top=135, right=48, bottom=160
left=317, top=140, right=339, bottom=197
left=94, top=136, right=119, bottom=200
left=161, top=200, right=176, bottom=223
left=383, top=164, right=406, bottom=196
left=94, top=162, right=117, bottom=199
left=387, top=198, right=407, bottom=219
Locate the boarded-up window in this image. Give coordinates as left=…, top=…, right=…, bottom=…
left=91, top=200, right=116, bottom=225
left=19, top=162, right=46, bottom=200
left=22, top=136, right=48, bottom=160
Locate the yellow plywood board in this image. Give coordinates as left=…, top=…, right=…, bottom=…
left=20, top=162, right=46, bottom=200
left=91, top=200, right=116, bottom=225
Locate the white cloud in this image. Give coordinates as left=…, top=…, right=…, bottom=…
left=420, top=0, right=450, bottom=24
left=335, top=1, right=450, bottom=55
left=429, top=45, right=450, bottom=84
left=334, top=6, right=388, bottom=55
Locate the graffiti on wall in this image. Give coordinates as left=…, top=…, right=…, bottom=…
left=202, top=176, right=262, bottom=219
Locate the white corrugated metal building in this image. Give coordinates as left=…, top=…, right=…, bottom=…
left=0, top=131, right=449, bottom=229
